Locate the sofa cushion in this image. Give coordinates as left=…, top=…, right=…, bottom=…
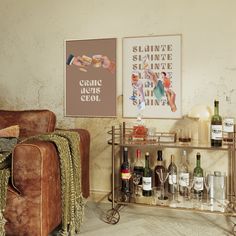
left=0, top=110, right=56, bottom=137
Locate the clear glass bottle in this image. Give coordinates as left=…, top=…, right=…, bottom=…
left=168, top=155, right=177, bottom=194
left=211, top=100, right=222, bottom=147
left=179, top=150, right=189, bottom=197
left=223, top=115, right=234, bottom=144
left=154, top=150, right=166, bottom=190
left=133, top=149, right=144, bottom=185
left=193, top=152, right=204, bottom=196
left=223, top=95, right=235, bottom=144
left=142, top=152, right=152, bottom=197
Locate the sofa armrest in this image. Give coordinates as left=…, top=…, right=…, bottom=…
left=9, top=141, right=62, bottom=234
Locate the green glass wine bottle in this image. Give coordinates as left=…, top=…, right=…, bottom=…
left=142, top=152, right=152, bottom=197
left=211, top=100, right=222, bottom=147
left=193, top=152, right=204, bottom=196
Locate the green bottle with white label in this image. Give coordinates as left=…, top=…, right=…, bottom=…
left=211, top=100, right=222, bottom=147
left=193, top=152, right=204, bottom=196
left=142, top=152, right=152, bottom=197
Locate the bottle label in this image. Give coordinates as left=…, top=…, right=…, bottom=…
left=168, top=174, right=177, bottom=184
left=121, top=172, right=131, bottom=180
left=211, top=125, right=222, bottom=140
left=142, top=177, right=152, bottom=191
left=179, top=173, right=189, bottom=187
left=194, top=177, right=203, bottom=191
left=223, top=118, right=234, bottom=133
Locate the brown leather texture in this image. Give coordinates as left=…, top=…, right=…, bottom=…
left=0, top=110, right=56, bottom=137
left=5, top=141, right=62, bottom=236
left=0, top=110, right=90, bottom=236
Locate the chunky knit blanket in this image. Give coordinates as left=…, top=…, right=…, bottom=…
left=0, top=142, right=15, bottom=236
left=0, top=130, right=84, bottom=236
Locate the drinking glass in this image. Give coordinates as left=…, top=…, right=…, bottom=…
left=171, top=174, right=180, bottom=203
left=204, top=172, right=212, bottom=206
left=156, top=169, right=169, bottom=200
left=132, top=173, right=142, bottom=197
left=186, top=178, right=195, bottom=201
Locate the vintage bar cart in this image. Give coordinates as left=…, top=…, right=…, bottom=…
left=105, top=122, right=236, bottom=234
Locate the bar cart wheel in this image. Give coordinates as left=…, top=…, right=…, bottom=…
left=233, top=224, right=236, bottom=236
left=103, top=208, right=120, bottom=225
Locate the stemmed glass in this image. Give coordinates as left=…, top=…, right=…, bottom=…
left=186, top=178, right=195, bottom=201
left=156, top=169, right=169, bottom=200
left=132, top=173, right=142, bottom=197
left=204, top=172, right=212, bottom=206
left=171, top=174, right=180, bottom=203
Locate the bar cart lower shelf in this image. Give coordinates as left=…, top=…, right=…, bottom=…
left=106, top=122, right=236, bottom=235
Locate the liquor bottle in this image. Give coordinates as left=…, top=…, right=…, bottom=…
left=211, top=100, right=222, bottom=147
left=133, top=149, right=144, bottom=185
left=179, top=150, right=189, bottom=196
left=121, top=147, right=131, bottom=197
left=154, top=150, right=166, bottom=190
left=168, top=155, right=177, bottom=194
left=193, top=152, right=204, bottom=196
left=142, top=152, right=152, bottom=197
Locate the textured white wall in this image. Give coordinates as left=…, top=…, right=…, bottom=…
left=0, top=0, right=236, bottom=194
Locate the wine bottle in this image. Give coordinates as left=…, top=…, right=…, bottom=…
left=179, top=150, right=189, bottom=196
left=133, top=149, right=144, bottom=185
left=121, top=147, right=131, bottom=196
left=168, top=155, right=177, bottom=194
left=142, top=152, right=152, bottom=197
left=193, top=152, right=204, bottom=196
left=211, top=100, right=222, bottom=147
left=154, top=150, right=166, bottom=190
left=223, top=117, right=234, bottom=144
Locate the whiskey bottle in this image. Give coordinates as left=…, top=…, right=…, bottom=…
left=211, top=100, right=222, bottom=147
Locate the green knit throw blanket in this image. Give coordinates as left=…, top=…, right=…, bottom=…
left=28, top=130, right=85, bottom=235
left=0, top=153, right=10, bottom=236
left=0, top=130, right=84, bottom=236
left=0, top=139, right=15, bottom=236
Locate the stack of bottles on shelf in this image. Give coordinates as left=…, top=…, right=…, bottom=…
left=120, top=147, right=227, bottom=202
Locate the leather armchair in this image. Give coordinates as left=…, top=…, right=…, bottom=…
left=0, top=110, right=90, bottom=236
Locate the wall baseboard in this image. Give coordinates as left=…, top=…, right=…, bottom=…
left=88, top=189, right=111, bottom=203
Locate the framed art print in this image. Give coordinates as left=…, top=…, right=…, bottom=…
left=123, top=35, right=181, bottom=119
left=65, top=38, right=116, bottom=117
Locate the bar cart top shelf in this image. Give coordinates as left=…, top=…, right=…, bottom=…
left=107, top=122, right=235, bottom=151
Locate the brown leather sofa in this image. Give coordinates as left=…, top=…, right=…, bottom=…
left=0, top=110, right=90, bottom=236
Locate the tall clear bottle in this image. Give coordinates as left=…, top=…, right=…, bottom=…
left=154, top=150, right=166, bottom=190
left=133, top=149, right=144, bottom=185
left=168, top=155, right=177, bottom=194
left=121, top=147, right=131, bottom=198
left=223, top=97, right=234, bottom=144
left=211, top=100, right=222, bottom=147
left=193, top=152, right=204, bottom=196
left=142, top=152, right=152, bottom=197
left=179, top=150, right=189, bottom=197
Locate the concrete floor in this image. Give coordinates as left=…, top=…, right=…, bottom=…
left=78, top=201, right=236, bottom=236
